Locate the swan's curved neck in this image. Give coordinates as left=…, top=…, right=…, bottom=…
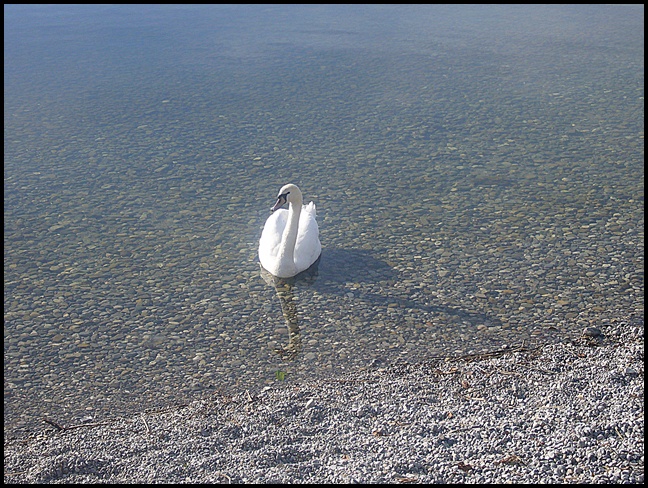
left=277, top=200, right=302, bottom=271
left=279, top=199, right=301, bottom=265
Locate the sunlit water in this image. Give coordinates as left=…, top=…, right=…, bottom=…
left=4, top=4, right=644, bottom=435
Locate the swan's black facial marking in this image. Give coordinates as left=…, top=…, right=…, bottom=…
left=271, top=192, right=289, bottom=212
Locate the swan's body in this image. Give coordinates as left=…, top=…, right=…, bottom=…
left=259, top=184, right=321, bottom=278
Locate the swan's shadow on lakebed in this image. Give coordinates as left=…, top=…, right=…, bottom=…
left=260, top=248, right=396, bottom=289
left=315, top=248, right=500, bottom=326
left=260, top=248, right=502, bottom=361
left=316, top=248, right=398, bottom=285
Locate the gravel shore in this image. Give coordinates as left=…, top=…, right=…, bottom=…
left=4, top=322, right=643, bottom=484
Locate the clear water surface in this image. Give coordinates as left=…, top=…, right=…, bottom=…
left=4, top=5, right=644, bottom=435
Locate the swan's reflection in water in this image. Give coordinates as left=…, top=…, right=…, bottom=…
left=271, top=281, right=301, bottom=360
left=259, top=256, right=320, bottom=361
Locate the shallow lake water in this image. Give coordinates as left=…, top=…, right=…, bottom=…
left=4, top=4, right=644, bottom=435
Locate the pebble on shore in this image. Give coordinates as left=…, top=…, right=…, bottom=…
left=4, top=324, right=643, bottom=484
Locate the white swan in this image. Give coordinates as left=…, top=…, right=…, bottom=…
left=259, top=183, right=321, bottom=278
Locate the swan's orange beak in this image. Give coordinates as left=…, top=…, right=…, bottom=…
left=271, top=193, right=288, bottom=212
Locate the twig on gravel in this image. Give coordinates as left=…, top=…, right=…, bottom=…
left=216, top=471, right=232, bottom=483
left=141, top=414, right=151, bottom=434
left=42, top=418, right=65, bottom=431
left=495, top=369, right=524, bottom=376
left=445, top=343, right=541, bottom=364
left=524, top=365, right=557, bottom=375
left=432, top=367, right=461, bottom=375
left=497, top=454, right=527, bottom=465
left=4, top=470, right=28, bottom=477
left=42, top=418, right=114, bottom=432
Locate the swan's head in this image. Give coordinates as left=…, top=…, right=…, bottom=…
left=271, top=183, right=302, bottom=212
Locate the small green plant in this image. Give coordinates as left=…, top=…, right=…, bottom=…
left=275, top=370, right=286, bottom=381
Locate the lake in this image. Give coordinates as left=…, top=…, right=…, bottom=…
left=4, top=4, right=644, bottom=435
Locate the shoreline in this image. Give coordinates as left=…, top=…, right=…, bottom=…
left=4, top=324, right=644, bottom=484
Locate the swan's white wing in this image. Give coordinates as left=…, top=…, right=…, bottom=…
left=294, top=202, right=321, bottom=273
left=258, top=209, right=288, bottom=273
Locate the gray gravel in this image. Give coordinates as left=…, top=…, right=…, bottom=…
left=4, top=322, right=643, bottom=484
